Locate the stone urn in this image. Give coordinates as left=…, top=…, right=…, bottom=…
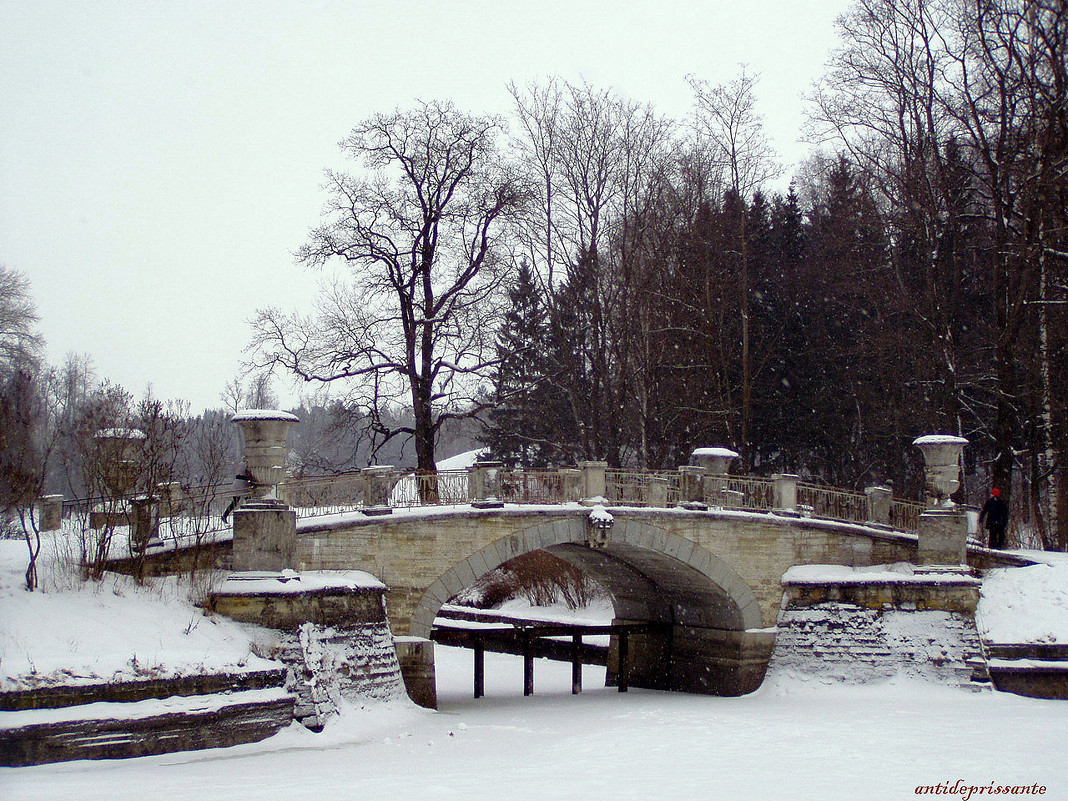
left=690, top=447, right=740, bottom=476
left=913, top=434, right=968, bottom=507
left=232, top=410, right=299, bottom=500
left=94, top=428, right=146, bottom=497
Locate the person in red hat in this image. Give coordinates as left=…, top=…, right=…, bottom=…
left=979, top=488, right=1009, bottom=549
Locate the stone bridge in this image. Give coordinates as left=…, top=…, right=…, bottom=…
left=221, top=419, right=1020, bottom=701
left=290, top=503, right=991, bottom=697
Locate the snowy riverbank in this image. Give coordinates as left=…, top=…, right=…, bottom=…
left=2, top=533, right=1066, bottom=799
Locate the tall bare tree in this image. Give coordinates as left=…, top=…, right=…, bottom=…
left=808, top=0, right=1067, bottom=545
left=252, top=101, right=527, bottom=473
left=689, top=68, right=781, bottom=468
left=0, top=266, right=52, bottom=589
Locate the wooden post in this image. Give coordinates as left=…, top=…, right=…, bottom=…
left=618, top=629, right=630, bottom=693
left=473, top=639, right=485, bottom=699
left=523, top=631, right=534, bottom=696
left=571, top=633, right=583, bottom=694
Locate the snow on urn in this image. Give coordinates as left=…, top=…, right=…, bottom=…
left=232, top=410, right=299, bottom=499
left=586, top=505, right=614, bottom=549
left=913, top=434, right=968, bottom=507
left=690, top=447, right=740, bottom=476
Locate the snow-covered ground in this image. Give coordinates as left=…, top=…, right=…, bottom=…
left=2, top=534, right=1067, bottom=799
left=0, top=538, right=275, bottom=691
left=979, top=555, right=1068, bottom=644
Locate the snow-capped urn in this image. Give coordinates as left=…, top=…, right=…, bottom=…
left=913, top=434, right=968, bottom=507
left=232, top=410, right=299, bottom=500
left=690, top=447, right=739, bottom=475
left=586, top=504, right=613, bottom=549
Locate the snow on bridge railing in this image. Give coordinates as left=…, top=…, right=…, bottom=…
left=52, top=467, right=928, bottom=539
left=275, top=467, right=925, bottom=533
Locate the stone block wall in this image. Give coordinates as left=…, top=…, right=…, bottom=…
left=770, top=576, right=984, bottom=686
left=208, top=576, right=410, bottom=724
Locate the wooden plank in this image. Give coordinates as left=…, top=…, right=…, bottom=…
left=473, top=640, right=485, bottom=699
left=571, top=633, right=582, bottom=694
left=523, top=632, right=534, bottom=696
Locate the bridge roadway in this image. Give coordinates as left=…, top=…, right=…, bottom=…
left=291, top=503, right=1021, bottom=696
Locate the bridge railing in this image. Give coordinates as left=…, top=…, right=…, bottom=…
left=499, top=469, right=567, bottom=504
left=796, top=482, right=869, bottom=524
left=605, top=469, right=662, bottom=506
left=725, top=475, right=776, bottom=511
left=890, top=499, right=923, bottom=533
left=392, top=470, right=472, bottom=507
left=53, top=466, right=929, bottom=540
left=275, top=467, right=927, bottom=533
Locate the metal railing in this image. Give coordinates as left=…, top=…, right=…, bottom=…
left=54, top=468, right=930, bottom=538
left=797, top=482, right=869, bottom=525
left=391, top=470, right=471, bottom=507
left=890, top=499, right=923, bottom=534
left=499, top=470, right=567, bottom=504
left=724, top=475, right=776, bottom=511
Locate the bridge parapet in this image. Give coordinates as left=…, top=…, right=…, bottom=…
left=280, top=462, right=926, bottom=534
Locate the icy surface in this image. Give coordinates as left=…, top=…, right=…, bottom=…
left=2, top=649, right=1067, bottom=800
left=2, top=535, right=1067, bottom=798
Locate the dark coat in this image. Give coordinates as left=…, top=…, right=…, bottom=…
left=980, top=495, right=1009, bottom=529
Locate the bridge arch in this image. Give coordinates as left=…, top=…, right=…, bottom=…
left=409, top=516, right=772, bottom=696
left=409, top=517, right=761, bottom=636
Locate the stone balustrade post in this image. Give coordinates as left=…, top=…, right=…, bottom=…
left=647, top=476, right=669, bottom=508
left=131, top=495, right=161, bottom=549
left=156, top=482, right=184, bottom=518
left=470, top=461, right=504, bottom=509
left=865, top=485, right=892, bottom=526
left=677, top=465, right=706, bottom=508
left=361, top=466, right=395, bottom=516
left=37, top=495, right=63, bottom=532
left=579, top=461, right=608, bottom=505
left=560, top=468, right=582, bottom=503
left=467, top=464, right=485, bottom=502
left=773, top=474, right=799, bottom=512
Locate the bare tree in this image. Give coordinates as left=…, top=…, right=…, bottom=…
left=0, top=267, right=52, bottom=590
left=0, top=266, right=44, bottom=372
left=252, top=101, right=527, bottom=474
left=688, top=68, right=781, bottom=468
left=807, top=0, right=1067, bottom=545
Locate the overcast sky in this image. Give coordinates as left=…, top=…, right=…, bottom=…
left=1, top=0, right=851, bottom=413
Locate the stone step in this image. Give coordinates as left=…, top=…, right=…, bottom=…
left=987, top=658, right=1068, bottom=701
left=0, top=667, right=288, bottom=712
left=0, top=687, right=295, bottom=767
left=985, top=643, right=1068, bottom=662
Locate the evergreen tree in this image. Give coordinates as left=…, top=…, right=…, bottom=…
left=484, top=262, right=565, bottom=467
